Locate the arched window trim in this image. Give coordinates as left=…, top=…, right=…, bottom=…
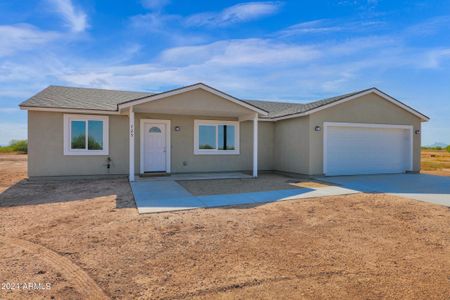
left=149, top=127, right=162, bottom=133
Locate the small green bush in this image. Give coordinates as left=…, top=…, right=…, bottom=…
left=447, top=145, right=450, bottom=153
left=0, top=139, right=28, bottom=153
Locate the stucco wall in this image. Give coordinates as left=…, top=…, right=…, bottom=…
left=27, top=92, right=423, bottom=178
left=308, top=93, right=422, bottom=175
left=273, top=116, right=310, bottom=174
left=134, top=113, right=274, bottom=173
left=28, top=111, right=274, bottom=177
left=133, top=89, right=254, bottom=117
left=28, top=111, right=129, bottom=177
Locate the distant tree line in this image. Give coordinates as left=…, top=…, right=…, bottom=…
left=0, top=140, right=28, bottom=153
left=422, top=145, right=450, bottom=153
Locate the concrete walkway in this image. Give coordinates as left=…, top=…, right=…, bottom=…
left=130, top=180, right=358, bottom=214
left=318, top=174, right=450, bottom=207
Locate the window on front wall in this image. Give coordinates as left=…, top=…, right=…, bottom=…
left=64, top=114, right=109, bottom=155
left=195, top=120, right=239, bottom=155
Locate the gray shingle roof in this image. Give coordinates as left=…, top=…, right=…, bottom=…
left=244, top=89, right=371, bottom=119
left=21, top=85, right=402, bottom=119
left=20, top=85, right=154, bottom=111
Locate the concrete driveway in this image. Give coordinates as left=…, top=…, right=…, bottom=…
left=318, top=174, right=450, bottom=207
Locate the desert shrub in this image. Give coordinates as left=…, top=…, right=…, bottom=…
left=0, top=140, right=28, bottom=153
left=10, top=140, right=27, bottom=153
left=0, top=146, right=13, bottom=153
left=447, top=145, right=450, bottom=153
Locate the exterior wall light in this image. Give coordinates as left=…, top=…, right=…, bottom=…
left=315, top=126, right=321, bottom=132
left=174, top=126, right=181, bottom=132
left=415, top=129, right=420, bottom=134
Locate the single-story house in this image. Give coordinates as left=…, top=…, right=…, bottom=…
left=19, top=83, right=429, bottom=180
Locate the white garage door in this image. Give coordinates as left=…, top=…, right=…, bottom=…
left=324, top=122, right=413, bottom=176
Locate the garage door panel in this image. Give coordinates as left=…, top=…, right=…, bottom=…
left=325, top=124, right=412, bottom=176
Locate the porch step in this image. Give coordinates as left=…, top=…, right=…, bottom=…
left=140, top=172, right=170, bottom=177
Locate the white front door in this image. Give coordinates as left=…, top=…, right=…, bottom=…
left=143, top=123, right=167, bottom=172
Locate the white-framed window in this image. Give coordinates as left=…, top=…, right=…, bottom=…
left=63, top=114, right=109, bottom=155
left=194, top=120, right=240, bottom=155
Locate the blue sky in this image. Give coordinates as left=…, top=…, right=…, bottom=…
left=0, top=0, right=449, bottom=145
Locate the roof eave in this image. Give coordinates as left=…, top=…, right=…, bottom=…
left=268, top=88, right=429, bottom=122
left=19, top=105, right=120, bottom=115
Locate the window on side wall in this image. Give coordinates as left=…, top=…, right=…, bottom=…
left=194, top=120, right=239, bottom=155
left=63, top=114, right=109, bottom=155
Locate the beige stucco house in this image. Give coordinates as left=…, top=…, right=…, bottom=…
left=19, top=83, right=429, bottom=180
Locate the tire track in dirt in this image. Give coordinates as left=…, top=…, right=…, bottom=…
left=163, top=271, right=347, bottom=299
left=161, top=276, right=292, bottom=300
left=0, top=236, right=109, bottom=300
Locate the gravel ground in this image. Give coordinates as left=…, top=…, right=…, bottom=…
left=0, top=155, right=449, bottom=299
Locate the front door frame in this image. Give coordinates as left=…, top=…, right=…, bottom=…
left=140, top=119, right=171, bottom=174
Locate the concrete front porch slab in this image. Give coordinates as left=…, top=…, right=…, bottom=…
left=198, top=188, right=312, bottom=207
left=130, top=177, right=360, bottom=214
left=136, top=172, right=253, bottom=182
left=131, top=181, right=202, bottom=213
left=137, top=196, right=205, bottom=213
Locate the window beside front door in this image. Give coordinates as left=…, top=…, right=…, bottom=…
left=194, top=120, right=239, bottom=155
left=63, top=114, right=109, bottom=155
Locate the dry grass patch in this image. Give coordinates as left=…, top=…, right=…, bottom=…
left=421, top=150, right=450, bottom=176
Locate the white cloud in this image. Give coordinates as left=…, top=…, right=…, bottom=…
left=405, top=15, right=450, bottom=36
left=186, top=2, right=282, bottom=27
left=160, top=39, right=319, bottom=66
left=129, top=13, right=208, bottom=45
left=47, top=0, right=88, bottom=32
left=423, top=48, right=450, bottom=68
left=141, top=0, right=170, bottom=10
left=3, top=16, right=447, bottom=104
left=0, top=108, right=19, bottom=113
left=0, top=24, right=59, bottom=56
left=56, top=36, right=401, bottom=97
left=130, top=13, right=180, bottom=33
left=279, top=20, right=343, bottom=36
left=278, top=19, right=384, bottom=37
left=58, top=38, right=321, bottom=91
left=0, top=123, right=27, bottom=146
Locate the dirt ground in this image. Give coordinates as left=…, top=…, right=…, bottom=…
left=178, top=174, right=330, bottom=196
left=0, top=154, right=27, bottom=193
left=0, top=155, right=449, bottom=299
left=421, top=149, right=450, bottom=176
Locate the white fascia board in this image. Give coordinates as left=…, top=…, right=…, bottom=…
left=20, top=106, right=120, bottom=115
left=324, top=122, right=414, bottom=130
